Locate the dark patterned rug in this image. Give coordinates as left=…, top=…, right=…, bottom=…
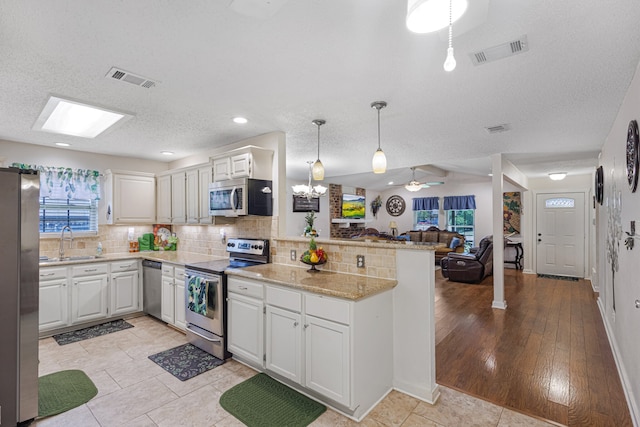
left=53, top=319, right=134, bottom=345
left=148, top=343, right=224, bottom=381
left=537, top=273, right=579, bottom=282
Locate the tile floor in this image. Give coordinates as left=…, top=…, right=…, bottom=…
left=34, top=316, right=559, bottom=427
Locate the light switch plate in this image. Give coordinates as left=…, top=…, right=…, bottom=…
left=290, top=249, right=297, bottom=261
left=357, top=255, right=365, bottom=268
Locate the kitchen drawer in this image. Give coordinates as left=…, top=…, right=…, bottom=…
left=71, top=263, right=109, bottom=277
left=228, top=277, right=263, bottom=299
left=305, top=294, right=350, bottom=325
left=174, top=266, right=186, bottom=281
left=161, top=264, right=174, bottom=276
left=266, top=285, right=301, bottom=312
left=111, top=260, right=139, bottom=272
left=39, top=267, right=67, bottom=281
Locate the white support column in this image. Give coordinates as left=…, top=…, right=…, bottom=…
left=491, top=154, right=507, bottom=310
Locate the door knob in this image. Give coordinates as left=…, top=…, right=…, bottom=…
left=538, top=233, right=542, bottom=236
left=635, top=300, right=640, bottom=309
left=538, top=239, right=542, bottom=242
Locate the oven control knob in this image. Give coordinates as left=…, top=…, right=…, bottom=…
left=227, top=242, right=234, bottom=247
left=258, top=245, right=263, bottom=250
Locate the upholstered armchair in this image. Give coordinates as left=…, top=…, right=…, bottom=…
left=440, top=236, right=494, bottom=283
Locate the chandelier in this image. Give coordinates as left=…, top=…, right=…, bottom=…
left=292, top=161, right=327, bottom=201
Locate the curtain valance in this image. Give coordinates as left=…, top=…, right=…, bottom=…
left=443, top=195, right=476, bottom=210
left=11, top=163, right=100, bottom=200
left=412, top=197, right=439, bottom=211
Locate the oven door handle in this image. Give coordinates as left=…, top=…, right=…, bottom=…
left=230, top=187, right=238, bottom=212
left=186, top=324, right=222, bottom=342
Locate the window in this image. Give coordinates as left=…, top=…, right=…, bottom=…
left=414, top=210, right=438, bottom=230
left=446, top=209, right=475, bottom=249
left=12, top=163, right=100, bottom=235
left=443, top=195, right=476, bottom=249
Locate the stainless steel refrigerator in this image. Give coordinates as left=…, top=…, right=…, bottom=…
left=0, top=167, right=39, bottom=425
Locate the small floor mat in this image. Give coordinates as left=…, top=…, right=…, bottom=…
left=38, top=370, right=98, bottom=418
left=148, top=343, right=224, bottom=381
left=537, top=274, right=579, bottom=281
left=220, top=373, right=326, bottom=427
left=53, top=319, right=134, bottom=345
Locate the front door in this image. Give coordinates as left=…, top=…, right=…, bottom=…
left=536, top=192, right=586, bottom=277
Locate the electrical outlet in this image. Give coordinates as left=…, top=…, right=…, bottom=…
left=290, top=249, right=297, bottom=261
left=357, top=255, right=365, bottom=268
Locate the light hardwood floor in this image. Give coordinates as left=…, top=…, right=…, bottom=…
left=435, top=268, right=633, bottom=427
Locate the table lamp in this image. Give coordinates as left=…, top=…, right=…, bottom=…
left=389, top=221, right=398, bottom=237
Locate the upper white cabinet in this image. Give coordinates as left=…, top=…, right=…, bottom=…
left=103, top=170, right=156, bottom=224
left=197, top=165, right=213, bottom=224
left=171, top=171, right=186, bottom=224
left=156, top=174, right=172, bottom=224
left=186, top=168, right=199, bottom=224
left=212, top=146, right=273, bottom=182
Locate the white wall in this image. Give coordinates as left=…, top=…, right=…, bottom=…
left=596, top=59, right=640, bottom=425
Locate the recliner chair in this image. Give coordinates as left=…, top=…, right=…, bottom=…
left=440, top=236, right=494, bottom=283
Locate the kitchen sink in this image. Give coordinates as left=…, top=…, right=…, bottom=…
left=40, top=255, right=98, bottom=263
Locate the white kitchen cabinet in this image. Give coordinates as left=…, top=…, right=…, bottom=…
left=265, top=305, right=302, bottom=383
left=171, top=171, right=186, bottom=224
left=197, top=164, right=213, bottom=224
left=186, top=168, right=199, bottom=224
left=110, top=260, right=140, bottom=316
left=103, top=170, right=156, bottom=224
left=304, top=314, right=350, bottom=405
left=39, top=267, right=69, bottom=331
left=161, top=263, right=186, bottom=330
left=71, top=273, right=108, bottom=324
left=156, top=173, right=172, bottom=223
left=227, top=277, right=264, bottom=368
left=212, top=146, right=273, bottom=181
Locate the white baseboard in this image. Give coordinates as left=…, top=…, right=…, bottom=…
left=596, top=298, right=639, bottom=427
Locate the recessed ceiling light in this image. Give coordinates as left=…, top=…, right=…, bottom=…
left=161, top=151, right=174, bottom=156
left=406, top=0, right=468, bottom=33
left=33, top=95, right=133, bottom=138
left=549, top=172, right=567, bottom=181
left=233, top=117, right=248, bottom=124
left=388, top=181, right=394, bottom=185
left=55, top=142, right=71, bottom=147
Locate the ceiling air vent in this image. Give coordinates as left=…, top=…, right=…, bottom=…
left=105, top=67, right=158, bottom=89
left=470, top=35, right=529, bottom=66
left=485, top=124, right=511, bottom=134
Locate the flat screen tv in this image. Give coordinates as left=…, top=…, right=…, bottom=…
left=341, top=194, right=366, bottom=219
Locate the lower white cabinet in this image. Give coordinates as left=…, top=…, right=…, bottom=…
left=227, top=276, right=393, bottom=420
left=161, top=264, right=186, bottom=330
left=39, top=267, right=69, bottom=331
left=227, top=277, right=265, bottom=367
left=110, top=260, right=141, bottom=316
left=72, top=274, right=109, bottom=324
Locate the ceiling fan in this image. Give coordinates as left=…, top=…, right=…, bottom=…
left=398, top=167, right=444, bottom=192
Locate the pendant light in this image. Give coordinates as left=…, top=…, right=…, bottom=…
left=311, top=119, right=325, bottom=181
left=292, top=161, right=327, bottom=201
left=443, top=0, right=456, bottom=72
left=371, top=101, right=387, bottom=174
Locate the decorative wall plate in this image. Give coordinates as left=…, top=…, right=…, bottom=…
left=626, top=119, right=639, bottom=192
left=595, top=165, right=604, bottom=205
left=386, top=195, right=406, bottom=216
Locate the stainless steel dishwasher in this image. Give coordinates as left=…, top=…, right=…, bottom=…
left=142, top=260, right=162, bottom=320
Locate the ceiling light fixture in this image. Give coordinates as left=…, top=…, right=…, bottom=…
left=405, top=167, right=425, bottom=192
left=33, top=96, right=133, bottom=138
left=54, top=142, right=70, bottom=147
left=161, top=151, right=174, bottom=156
left=371, top=101, right=388, bottom=174
left=233, top=117, right=248, bottom=124
left=443, top=0, right=457, bottom=72
left=406, top=0, right=467, bottom=33
left=311, top=119, right=325, bottom=181
left=549, top=172, right=567, bottom=181
left=292, top=161, right=328, bottom=201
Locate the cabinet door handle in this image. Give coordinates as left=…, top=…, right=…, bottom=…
left=119, top=264, right=133, bottom=269
left=41, top=272, right=55, bottom=277
left=84, top=269, right=97, bottom=272
left=239, top=286, right=248, bottom=290
left=293, top=321, right=299, bottom=327
left=303, top=324, right=309, bottom=329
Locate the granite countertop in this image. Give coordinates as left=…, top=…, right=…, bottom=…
left=274, top=236, right=442, bottom=250
left=226, top=263, right=397, bottom=301
left=39, top=251, right=224, bottom=267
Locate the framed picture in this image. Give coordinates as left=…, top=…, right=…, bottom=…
left=293, top=195, right=320, bottom=212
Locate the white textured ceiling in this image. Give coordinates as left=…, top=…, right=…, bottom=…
left=1, top=0, right=639, bottom=189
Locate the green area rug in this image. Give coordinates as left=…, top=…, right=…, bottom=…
left=220, top=373, right=326, bottom=427
left=38, top=370, right=98, bottom=418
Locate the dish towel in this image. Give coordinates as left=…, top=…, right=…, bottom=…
left=187, top=276, right=208, bottom=316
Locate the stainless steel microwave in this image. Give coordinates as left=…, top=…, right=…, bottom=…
left=208, top=178, right=273, bottom=217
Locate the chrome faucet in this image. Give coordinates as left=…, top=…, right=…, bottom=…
left=59, top=225, right=73, bottom=259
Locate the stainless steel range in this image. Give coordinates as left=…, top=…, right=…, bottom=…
left=184, top=238, right=269, bottom=360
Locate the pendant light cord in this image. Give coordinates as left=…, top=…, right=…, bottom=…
left=448, top=0, right=453, bottom=49
left=377, top=107, right=381, bottom=150
left=317, top=123, right=321, bottom=159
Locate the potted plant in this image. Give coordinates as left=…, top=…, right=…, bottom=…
left=303, top=211, right=318, bottom=237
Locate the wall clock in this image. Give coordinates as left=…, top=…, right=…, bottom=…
left=595, top=165, right=604, bottom=205
left=626, top=119, right=639, bottom=192
left=386, top=195, right=406, bottom=216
